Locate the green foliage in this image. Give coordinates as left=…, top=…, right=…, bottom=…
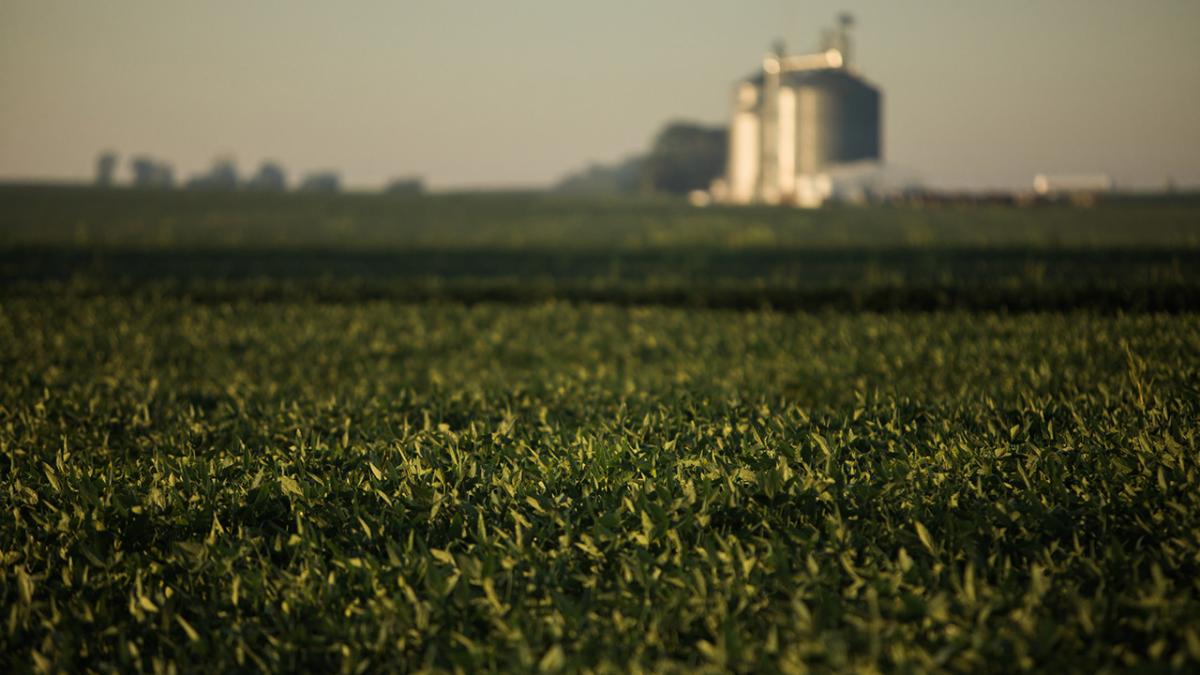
left=1, top=301, right=1198, bottom=672
left=640, top=122, right=727, bottom=196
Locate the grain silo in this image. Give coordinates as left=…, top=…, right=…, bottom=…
left=721, top=15, right=882, bottom=206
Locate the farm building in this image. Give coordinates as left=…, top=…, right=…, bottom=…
left=715, top=15, right=883, bottom=207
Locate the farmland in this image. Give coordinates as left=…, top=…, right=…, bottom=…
left=2, top=186, right=1200, bottom=672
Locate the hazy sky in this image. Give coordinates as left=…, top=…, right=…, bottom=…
left=2, top=1, right=1198, bottom=190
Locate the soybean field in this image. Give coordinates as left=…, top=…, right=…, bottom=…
left=2, top=186, right=1199, bottom=673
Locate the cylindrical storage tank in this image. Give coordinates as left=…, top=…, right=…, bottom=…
left=790, top=70, right=881, bottom=175
left=727, top=110, right=761, bottom=204
left=726, top=82, right=761, bottom=204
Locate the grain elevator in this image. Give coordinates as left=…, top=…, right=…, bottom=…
left=720, top=15, right=882, bottom=206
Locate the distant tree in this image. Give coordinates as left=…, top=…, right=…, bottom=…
left=207, top=158, right=238, bottom=190
left=553, top=156, right=645, bottom=195
left=385, top=177, right=425, bottom=195
left=158, top=164, right=175, bottom=187
left=299, top=171, right=340, bottom=193
left=551, top=121, right=726, bottom=197
left=130, top=156, right=174, bottom=188
left=246, top=161, right=287, bottom=191
left=95, top=151, right=118, bottom=187
left=640, top=122, right=727, bottom=195
left=131, top=157, right=157, bottom=187
left=187, top=157, right=239, bottom=190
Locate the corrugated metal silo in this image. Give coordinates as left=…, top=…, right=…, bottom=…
left=791, top=70, right=881, bottom=175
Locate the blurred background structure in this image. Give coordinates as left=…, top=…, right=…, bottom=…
left=715, top=14, right=885, bottom=207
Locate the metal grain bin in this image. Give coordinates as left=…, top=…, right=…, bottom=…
left=790, top=69, right=881, bottom=175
